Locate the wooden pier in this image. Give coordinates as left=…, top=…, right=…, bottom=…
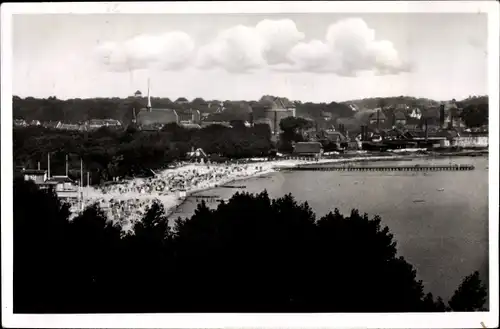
left=281, top=164, right=475, bottom=172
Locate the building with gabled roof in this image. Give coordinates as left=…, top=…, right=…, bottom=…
left=136, top=79, right=179, bottom=129
left=22, top=169, right=47, bottom=184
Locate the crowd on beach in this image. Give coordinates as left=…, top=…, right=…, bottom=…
left=68, top=161, right=269, bottom=230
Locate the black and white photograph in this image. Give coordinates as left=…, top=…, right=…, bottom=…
left=1, top=2, right=499, bottom=328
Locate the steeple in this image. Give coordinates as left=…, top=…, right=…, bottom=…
left=147, top=78, right=152, bottom=112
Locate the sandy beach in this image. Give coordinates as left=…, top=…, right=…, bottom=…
left=71, top=153, right=428, bottom=230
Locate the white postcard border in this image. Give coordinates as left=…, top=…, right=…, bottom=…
left=1, top=2, right=498, bottom=328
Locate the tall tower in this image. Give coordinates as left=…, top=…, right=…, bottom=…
left=147, top=78, right=152, bottom=112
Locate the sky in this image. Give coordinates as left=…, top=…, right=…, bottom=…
left=12, top=13, right=487, bottom=102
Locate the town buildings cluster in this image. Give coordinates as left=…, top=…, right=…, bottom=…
left=13, top=80, right=488, bottom=157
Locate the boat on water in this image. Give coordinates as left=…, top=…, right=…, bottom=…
left=437, top=188, right=445, bottom=192
left=413, top=199, right=426, bottom=203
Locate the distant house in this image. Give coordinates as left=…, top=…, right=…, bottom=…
left=86, top=119, right=122, bottom=130
left=137, top=109, right=179, bottom=129
left=393, top=111, right=407, bottom=126
left=44, top=175, right=76, bottom=191
left=13, top=119, right=27, bottom=127
left=103, top=119, right=122, bottom=127
left=22, top=169, right=47, bottom=184
left=43, top=121, right=60, bottom=129
left=29, top=120, right=41, bottom=126
left=41, top=175, right=79, bottom=199
left=293, top=142, right=324, bottom=157
left=57, top=122, right=82, bottom=131
left=87, top=119, right=107, bottom=130
left=176, top=109, right=202, bottom=124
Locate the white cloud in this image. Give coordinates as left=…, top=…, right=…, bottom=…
left=285, top=18, right=409, bottom=76
left=94, top=31, right=195, bottom=72
left=93, top=18, right=408, bottom=76
left=196, top=25, right=267, bottom=73
left=196, top=19, right=305, bottom=72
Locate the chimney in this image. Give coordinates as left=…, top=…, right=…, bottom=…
left=65, top=154, right=69, bottom=177
left=147, top=78, right=152, bottom=112
left=439, top=104, right=445, bottom=128
left=80, top=158, right=83, bottom=189
left=38, top=162, right=40, bottom=170
left=47, top=153, right=51, bottom=179
left=274, top=111, right=278, bottom=135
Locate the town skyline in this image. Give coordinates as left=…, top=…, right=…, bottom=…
left=13, top=13, right=487, bottom=103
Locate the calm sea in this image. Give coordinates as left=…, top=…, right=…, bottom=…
left=171, top=156, right=489, bottom=301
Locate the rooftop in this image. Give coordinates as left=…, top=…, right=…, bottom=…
left=47, top=176, right=74, bottom=184
left=394, top=111, right=407, bottom=120
left=293, top=142, right=323, bottom=154
left=137, top=108, right=178, bottom=126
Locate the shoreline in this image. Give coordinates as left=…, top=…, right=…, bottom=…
left=165, top=152, right=465, bottom=219
left=79, top=151, right=486, bottom=226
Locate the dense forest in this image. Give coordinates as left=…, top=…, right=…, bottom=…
left=14, top=178, right=488, bottom=313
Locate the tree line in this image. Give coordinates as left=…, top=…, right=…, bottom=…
left=13, top=95, right=488, bottom=130
left=14, top=178, right=488, bottom=313
left=14, top=123, right=274, bottom=184
left=13, top=95, right=353, bottom=125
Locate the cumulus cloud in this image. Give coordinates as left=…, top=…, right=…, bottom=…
left=93, top=18, right=408, bottom=76
left=93, top=31, right=195, bottom=72
left=284, top=18, right=409, bottom=76
left=196, top=19, right=305, bottom=72
left=196, top=25, right=267, bottom=73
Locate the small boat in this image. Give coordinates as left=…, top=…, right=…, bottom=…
left=437, top=188, right=445, bottom=192
left=413, top=199, right=426, bottom=203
